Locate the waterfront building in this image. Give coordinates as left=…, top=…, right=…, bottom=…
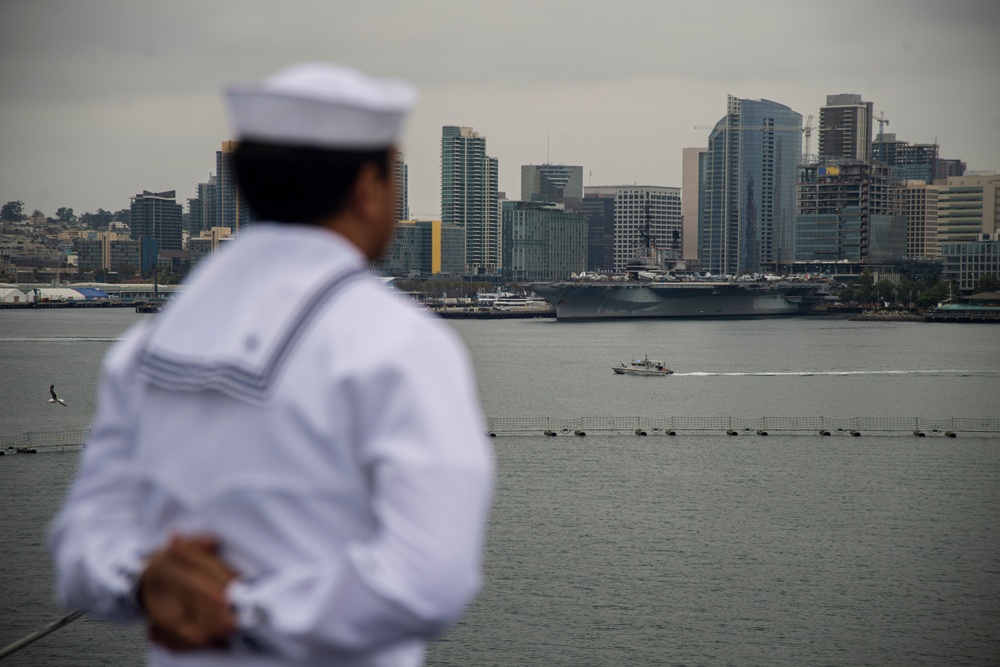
left=936, top=173, right=1000, bottom=247
left=521, top=164, right=584, bottom=211
left=681, top=147, right=707, bottom=264
left=394, top=153, right=409, bottom=222
left=871, top=133, right=939, bottom=184
left=441, top=126, right=499, bottom=274
left=901, top=181, right=940, bottom=259
left=216, top=140, right=251, bottom=233
left=700, top=95, right=802, bottom=275
left=581, top=193, right=616, bottom=272
left=795, top=162, right=906, bottom=262
left=501, top=201, right=587, bottom=281
left=941, top=231, right=1000, bottom=292
left=818, top=94, right=873, bottom=164
left=375, top=220, right=465, bottom=277
left=130, top=190, right=182, bottom=252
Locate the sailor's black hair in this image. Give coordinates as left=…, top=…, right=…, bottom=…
left=232, top=141, right=392, bottom=225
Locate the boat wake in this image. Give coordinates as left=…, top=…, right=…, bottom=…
left=674, top=370, right=999, bottom=377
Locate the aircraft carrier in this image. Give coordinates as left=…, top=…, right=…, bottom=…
left=526, top=280, right=824, bottom=320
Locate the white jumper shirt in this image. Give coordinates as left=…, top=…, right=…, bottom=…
left=49, top=224, right=495, bottom=667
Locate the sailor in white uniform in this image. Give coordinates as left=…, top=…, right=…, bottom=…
left=49, top=64, right=494, bottom=666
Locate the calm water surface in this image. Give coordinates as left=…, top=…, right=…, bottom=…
left=1, top=309, right=998, bottom=665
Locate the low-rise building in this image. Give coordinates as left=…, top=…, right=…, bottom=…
left=375, top=220, right=464, bottom=277
left=941, top=231, right=1000, bottom=292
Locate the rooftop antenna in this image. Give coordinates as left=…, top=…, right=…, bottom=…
left=547, top=132, right=550, bottom=164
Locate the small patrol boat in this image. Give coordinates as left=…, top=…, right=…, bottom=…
left=613, top=355, right=673, bottom=376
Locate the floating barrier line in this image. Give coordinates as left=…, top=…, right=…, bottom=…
left=3, top=418, right=999, bottom=451
left=485, top=416, right=1000, bottom=437
left=0, top=610, right=83, bottom=660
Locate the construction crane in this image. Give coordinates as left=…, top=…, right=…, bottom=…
left=802, top=115, right=814, bottom=159
left=874, top=110, right=889, bottom=140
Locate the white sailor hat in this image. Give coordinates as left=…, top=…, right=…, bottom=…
left=225, top=63, right=417, bottom=149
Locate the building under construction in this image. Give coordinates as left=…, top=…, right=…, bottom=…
left=795, top=162, right=906, bottom=262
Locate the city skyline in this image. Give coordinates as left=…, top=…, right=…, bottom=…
left=1, top=1, right=998, bottom=220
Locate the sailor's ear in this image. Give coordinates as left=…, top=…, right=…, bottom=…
left=351, top=163, right=389, bottom=222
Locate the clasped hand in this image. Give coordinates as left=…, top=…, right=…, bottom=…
left=139, top=535, right=238, bottom=652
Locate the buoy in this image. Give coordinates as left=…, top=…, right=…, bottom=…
left=574, top=430, right=586, bottom=437
left=756, top=429, right=768, bottom=436
left=726, top=429, right=738, bottom=436
left=913, top=430, right=924, bottom=437
left=543, top=430, right=557, bottom=437
left=945, top=431, right=957, bottom=438
left=850, top=430, right=861, bottom=437
left=818, top=429, right=831, bottom=436
left=635, top=429, right=647, bottom=436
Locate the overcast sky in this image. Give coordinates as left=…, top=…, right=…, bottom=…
left=2, top=0, right=998, bottom=219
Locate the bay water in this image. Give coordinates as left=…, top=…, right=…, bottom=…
left=1, top=309, right=998, bottom=665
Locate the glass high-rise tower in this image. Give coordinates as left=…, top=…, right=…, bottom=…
left=393, top=153, right=409, bottom=222
left=441, top=126, right=499, bottom=274
left=699, top=95, right=802, bottom=275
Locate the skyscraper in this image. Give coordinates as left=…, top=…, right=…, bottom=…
left=818, top=93, right=873, bottom=164
left=187, top=176, right=217, bottom=235
left=700, top=95, right=802, bottom=275
left=441, top=126, right=499, bottom=274
left=681, top=147, right=707, bottom=264
left=520, top=164, right=583, bottom=210
left=130, top=190, right=182, bottom=251
left=216, top=140, right=251, bottom=233
left=394, top=153, right=409, bottom=222
left=901, top=181, right=940, bottom=259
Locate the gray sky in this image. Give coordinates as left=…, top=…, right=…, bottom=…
left=2, top=0, right=998, bottom=219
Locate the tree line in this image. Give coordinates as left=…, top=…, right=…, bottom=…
left=1, top=200, right=130, bottom=227
left=838, top=269, right=999, bottom=309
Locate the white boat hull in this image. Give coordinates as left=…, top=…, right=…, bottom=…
left=613, top=367, right=672, bottom=376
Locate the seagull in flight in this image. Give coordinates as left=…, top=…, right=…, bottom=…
left=49, top=385, right=67, bottom=406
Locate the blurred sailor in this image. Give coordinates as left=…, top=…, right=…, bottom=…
left=49, top=63, right=494, bottom=666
